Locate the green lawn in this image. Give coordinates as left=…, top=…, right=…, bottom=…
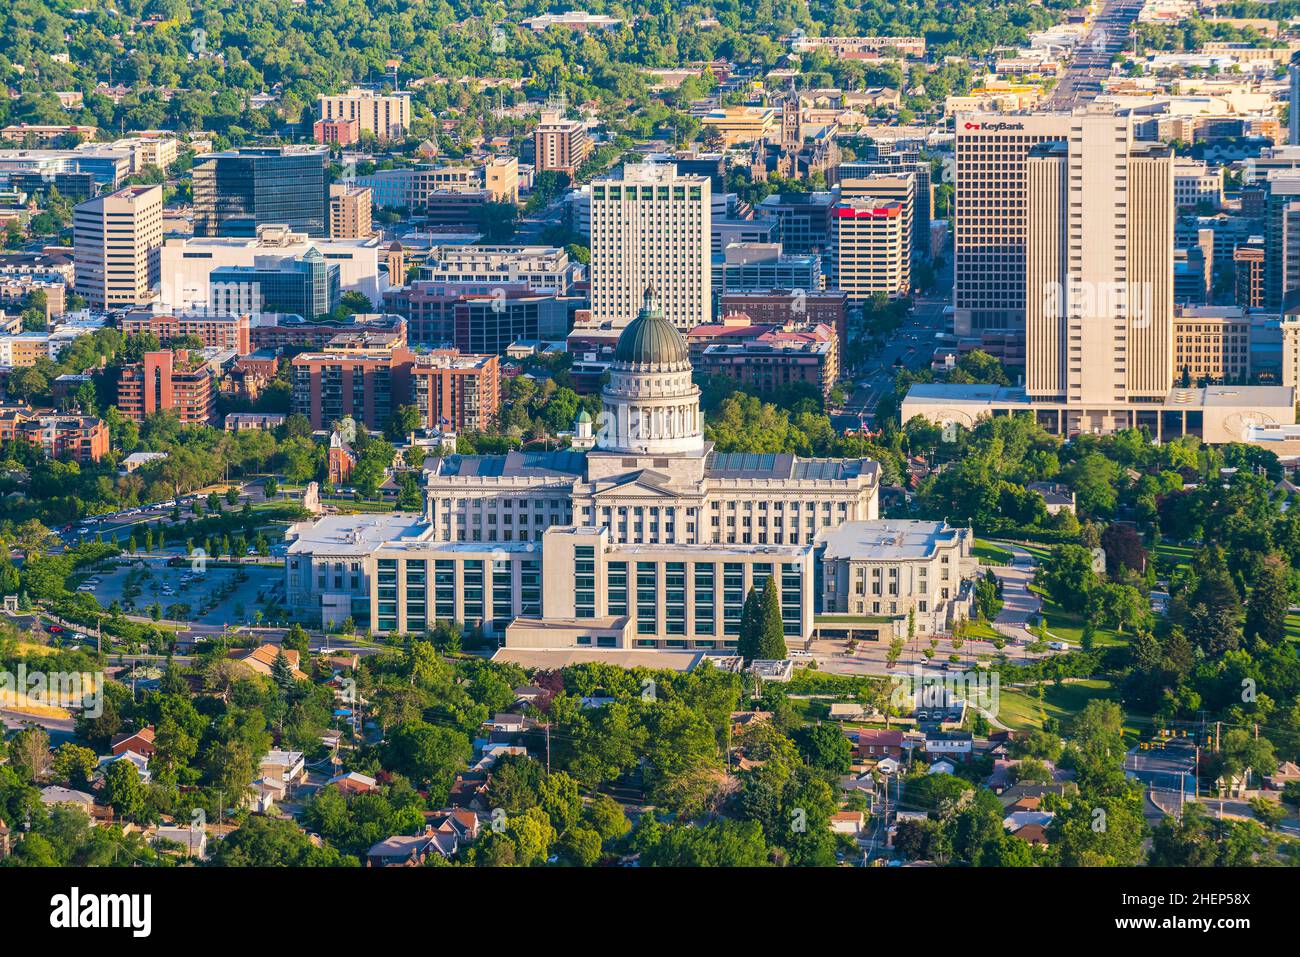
left=974, top=540, right=1013, bottom=566
left=958, top=618, right=1003, bottom=642
left=1036, top=596, right=1129, bottom=648
left=1286, top=612, right=1300, bottom=645
left=993, top=678, right=1140, bottom=733
left=1153, top=542, right=1194, bottom=576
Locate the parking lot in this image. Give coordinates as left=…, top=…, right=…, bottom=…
left=82, top=559, right=286, bottom=627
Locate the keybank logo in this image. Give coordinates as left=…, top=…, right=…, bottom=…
left=963, top=121, right=1025, bottom=132
left=50, top=887, right=152, bottom=938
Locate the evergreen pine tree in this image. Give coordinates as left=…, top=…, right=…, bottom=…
left=271, top=650, right=297, bottom=693
left=737, top=587, right=763, bottom=662
left=1244, top=554, right=1290, bottom=649
left=757, top=577, right=787, bottom=659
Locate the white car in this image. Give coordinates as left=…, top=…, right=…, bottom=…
left=1048, top=641, right=1069, bottom=651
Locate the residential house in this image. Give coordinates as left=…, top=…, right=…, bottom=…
left=1026, top=481, right=1076, bottom=515
left=1266, top=761, right=1300, bottom=790
left=233, top=644, right=309, bottom=681
left=110, top=726, right=156, bottom=757
left=924, top=731, right=973, bottom=761
left=927, top=758, right=956, bottom=775
left=260, top=750, right=306, bottom=787
left=430, top=809, right=480, bottom=843
left=39, top=786, right=97, bottom=813
left=448, top=771, right=490, bottom=811
left=485, top=713, right=526, bottom=734
left=367, top=828, right=458, bottom=866
left=1012, top=823, right=1051, bottom=846
left=152, top=825, right=208, bottom=860
left=328, top=771, right=378, bottom=795
left=1003, top=810, right=1055, bottom=831
left=830, top=811, right=865, bottom=835
left=858, top=729, right=905, bottom=761
left=514, top=685, right=546, bottom=704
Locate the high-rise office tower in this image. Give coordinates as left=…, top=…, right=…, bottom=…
left=1290, top=54, right=1300, bottom=146
left=589, top=163, right=711, bottom=330
left=73, top=184, right=163, bottom=309
left=837, top=170, right=915, bottom=254
left=1024, top=107, right=1174, bottom=406
left=839, top=150, right=931, bottom=257
left=953, top=112, right=1072, bottom=336
left=830, top=198, right=911, bottom=301
left=192, top=146, right=329, bottom=237
left=1264, top=171, right=1300, bottom=311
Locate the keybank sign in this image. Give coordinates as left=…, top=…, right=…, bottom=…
left=963, top=121, right=1026, bottom=132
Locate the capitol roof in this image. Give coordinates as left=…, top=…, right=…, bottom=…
left=613, top=288, right=691, bottom=369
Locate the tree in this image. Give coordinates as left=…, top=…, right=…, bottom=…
left=560, top=826, right=604, bottom=866
left=51, top=743, right=98, bottom=789
left=793, top=722, right=853, bottom=774
left=387, top=404, right=423, bottom=440
left=10, top=726, right=52, bottom=782
left=1038, top=544, right=1099, bottom=614
left=1100, top=523, right=1146, bottom=576
left=737, top=587, right=763, bottom=662
left=382, top=721, right=472, bottom=804
left=1243, top=553, right=1289, bottom=649
left=211, top=815, right=350, bottom=867
left=757, top=577, right=787, bottom=659
left=103, top=760, right=148, bottom=822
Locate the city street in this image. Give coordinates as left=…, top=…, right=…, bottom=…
left=835, top=261, right=954, bottom=429
left=1045, top=0, right=1143, bottom=108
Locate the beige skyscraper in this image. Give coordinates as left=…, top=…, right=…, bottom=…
left=329, top=183, right=373, bottom=239
left=1024, top=106, right=1174, bottom=406
left=318, top=88, right=412, bottom=142
left=73, top=184, right=163, bottom=309
left=589, top=163, right=711, bottom=330
left=954, top=112, right=1073, bottom=336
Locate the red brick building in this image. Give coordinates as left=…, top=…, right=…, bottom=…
left=120, top=312, right=251, bottom=354
left=116, top=350, right=217, bottom=425
left=313, top=118, right=360, bottom=147
left=718, top=289, right=849, bottom=347
left=409, top=350, right=500, bottom=433
left=290, top=346, right=499, bottom=433
left=2, top=410, right=109, bottom=462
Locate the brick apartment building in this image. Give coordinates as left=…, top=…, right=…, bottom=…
left=116, top=350, right=217, bottom=425
left=120, top=312, right=252, bottom=353
left=291, top=346, right=499, bottom=433
left=410, top=350, right=500, bottom=433
left=0, top=408, right=108, bottom=461
left=688, top=321, right=839, bottom=398
left=718, top=289, right=849, bottom=350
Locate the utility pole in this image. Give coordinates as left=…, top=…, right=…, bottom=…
left=545, top=721, right=551, bottom=774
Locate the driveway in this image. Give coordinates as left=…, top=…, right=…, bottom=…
left=987, top=542, right=1042, bottom=643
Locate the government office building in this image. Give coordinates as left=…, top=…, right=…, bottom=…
left=286, top=291, right=977, bottom=656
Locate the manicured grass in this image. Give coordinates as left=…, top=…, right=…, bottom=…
left=958, top=619, right=1003, bottom=642
left=974, top=540, right=1013, bottom=566
left=1154, top=542, right=1194, bottom=576
left=993, top=678, right=1127, bottom=732
left=1038, top=597, right=1128, bottom=648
